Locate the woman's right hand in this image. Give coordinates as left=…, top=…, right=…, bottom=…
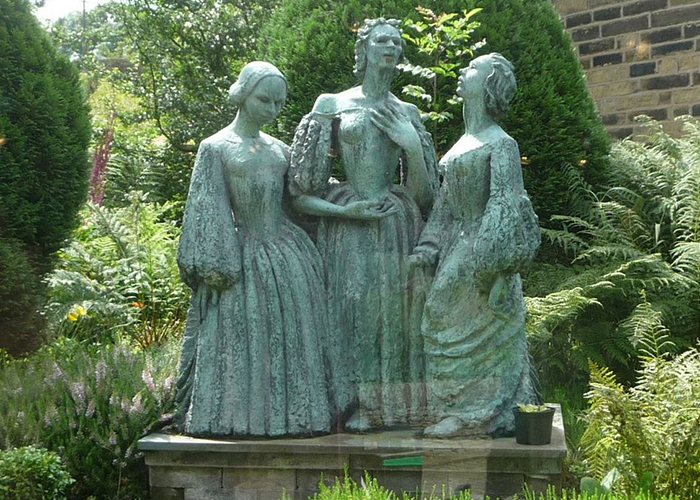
left=341, top=199, right=398, bottom=220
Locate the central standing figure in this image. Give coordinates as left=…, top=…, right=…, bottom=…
left=289, top=18, right=439, bottom=431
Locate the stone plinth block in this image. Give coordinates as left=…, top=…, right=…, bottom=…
left=138, top=406, right=567, bottom=500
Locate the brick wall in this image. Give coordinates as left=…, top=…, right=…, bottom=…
left=551, top=0, right=700, bottom=138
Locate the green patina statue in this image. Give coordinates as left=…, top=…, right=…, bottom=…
left=175, top=61, right=332, bottom=437
left=175, top=28, right=540, bottom=439
left=411, top=53, right=541, bottom=438
left=289, top=18, right=439, bottom=432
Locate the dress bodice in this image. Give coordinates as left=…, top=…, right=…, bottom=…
left=220, top=136, right=289, bottom=240
left=440, top=139, right=492, bottom=222
left=336, top=107, right=402, bottom=200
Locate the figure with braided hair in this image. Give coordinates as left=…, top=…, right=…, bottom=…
left=289, top=18, right=439, bottom=431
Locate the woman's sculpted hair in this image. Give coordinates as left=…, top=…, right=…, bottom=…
left=353, top=18, right=406, bottom=79
left=228, top=61, right=287, bottom=107
left=482, top=53, right=517, bottom=121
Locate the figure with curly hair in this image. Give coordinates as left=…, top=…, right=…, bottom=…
left=410, top=53, right=541, bottom=438
left=289, top=18, right=439, bottom=431
left=176, top=61, right=332, bottom=437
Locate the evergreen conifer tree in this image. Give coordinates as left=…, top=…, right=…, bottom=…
left=0, top=0, right=91, bottom=353
left=260, top=0, right=610, bottom=221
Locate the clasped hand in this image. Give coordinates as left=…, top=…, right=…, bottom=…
left=342, top=198, right=397, bottom=220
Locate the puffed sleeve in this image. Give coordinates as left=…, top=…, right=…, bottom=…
left=474, top=136, right=540, bottom=274
left=177, top=140, right=242, bottom=289
left=288, top=112, right=335, bottom=198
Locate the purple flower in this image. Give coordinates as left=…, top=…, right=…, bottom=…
left=44, top=407, right=55, bottom=427
left=95, top=360, right=107, bottom=386
left=129, top=394, right=144, bottom=416
left=70, top=382, right=87, bottom=411
left=51, top=362, right=64, bottom=381
left=163, top=375, right=175, bottom=393
left=141, top=369, right=156, bottom=392
left=86, top=400, right=96, bottom=418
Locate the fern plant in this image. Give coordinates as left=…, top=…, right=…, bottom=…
left=581, top=331, right=700, bottom=498
left=527, top=117, right=700, bottom=388
left=44, top=192, right=189, bottom=348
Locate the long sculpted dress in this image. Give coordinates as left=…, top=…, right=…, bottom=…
left=417, top=130, right=540, bottom=436
left=176, top=126, right=331, bottom=436
left=289, top=100, right=438, bottom=427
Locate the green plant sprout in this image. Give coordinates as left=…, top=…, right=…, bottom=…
left=517, top=404, right=551, bottom=412
left=400, top=6, right=483, bottom=135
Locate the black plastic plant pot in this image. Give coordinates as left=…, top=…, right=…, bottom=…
left=513, top=406, right=555, bottom=445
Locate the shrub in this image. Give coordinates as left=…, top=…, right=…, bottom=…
left=44, top=193, right=189, bottom=348
left=0, top=0, right=91, bottom=352
left=581, top=336, right=700, bottom=498
left=260, top=0, right=609, bottom=220
left=0, top=338, right=179, bottom=500
left=0, top=0, right=91, bottom=262
left=0, top=446, right=74, bottom=500
left=527, top=118, right=700, bottom=389
left=0, top=237, right=45, bottom=355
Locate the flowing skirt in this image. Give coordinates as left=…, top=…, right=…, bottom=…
left=422, top=219, right=538, bottom=436
left=319, top=184, right=427, bottom=428
left=176, top=220, right=332, bottom=436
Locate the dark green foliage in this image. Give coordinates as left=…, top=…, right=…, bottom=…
left=0, top=0, right=90, bottom=354
left=0, top=446, right=74, bottom=500
left=527, top=118, right=700, bottom=391
left=0, top=0, right=91, bottom=264
left=465, top=0, right=611, bottom=221
left=0, top=238, right=44, bottom=355
left=261, top=0, right=610, bottom=220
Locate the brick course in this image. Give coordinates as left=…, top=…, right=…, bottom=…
left=552, top=0, right=700, bottom=138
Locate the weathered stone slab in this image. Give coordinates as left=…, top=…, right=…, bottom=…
left=139, top=405, right=566, bottom=499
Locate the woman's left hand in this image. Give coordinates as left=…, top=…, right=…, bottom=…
left=370, top=102, right=420, bottom=152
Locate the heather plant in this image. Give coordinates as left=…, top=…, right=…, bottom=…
left=526, top=118, right=700, bottom=389
left=44, top=193, right=189, bottom=348
left=0, top=446, right=74, bottom=500
left=0, top=338, right=179, bottom=500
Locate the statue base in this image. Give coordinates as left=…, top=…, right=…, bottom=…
left=138, top=405, right=566, bottom=500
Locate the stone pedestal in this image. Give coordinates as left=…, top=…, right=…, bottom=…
left=138, top=405, right=566, bottom=500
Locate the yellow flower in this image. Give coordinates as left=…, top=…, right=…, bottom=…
left=131, top=301, right=145, bottom=309
left=67, top=305, right=87, bottom=322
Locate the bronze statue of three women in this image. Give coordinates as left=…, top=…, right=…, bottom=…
left=175, top=19, right=541, bottom=439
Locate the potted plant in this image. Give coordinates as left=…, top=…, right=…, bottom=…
left=513, top=404, right=555, bottom=445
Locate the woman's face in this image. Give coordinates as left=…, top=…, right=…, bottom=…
left=457, top=56, right=492, bottom=98
left=365, top=24, right=403, bottom=71
left=241, top=76, right=287, bottom=126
